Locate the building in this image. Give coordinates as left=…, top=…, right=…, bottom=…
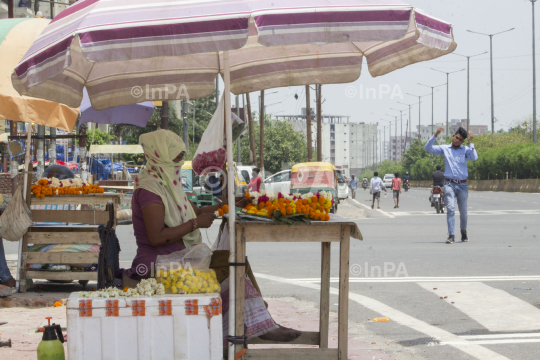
left=416, top=120, right=488, bottom=141
left=389, top=135, right=416, bottom=161
left=277, top=109, right=378, bottom=176
left=451, top=120, right=488, bottom=136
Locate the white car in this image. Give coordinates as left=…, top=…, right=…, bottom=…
left=263, top=170, right=291, bottom=195
left=383, top=174, right=394, bottom=189
left=336, top=171, right=349, bottom=199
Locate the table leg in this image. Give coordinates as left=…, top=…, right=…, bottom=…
left=319, top=242, right=331, bottom=349
left=235, top=226, right=246, bottom=356
left=338, top=226, right=350, bottom=360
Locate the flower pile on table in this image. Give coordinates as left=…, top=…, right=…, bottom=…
left=242, top=190, right=333, bottom=221
left=156, top=267, right=221, bottom=294
left=32, top=178, right=105, bottom=198
left=78, top=278, right=165, bottom=298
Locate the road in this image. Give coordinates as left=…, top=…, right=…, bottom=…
left=4, top=187, right=539, bottom=359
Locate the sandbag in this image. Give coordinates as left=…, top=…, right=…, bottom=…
left=0, top=183, right=33, bottom=241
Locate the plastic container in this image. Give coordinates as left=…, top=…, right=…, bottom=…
left=66, top=292, right=222, bottom=360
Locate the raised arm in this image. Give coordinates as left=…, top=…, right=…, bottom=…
left=466, top=131, right=478, bottom=161
left=424, top=127, right=445, bottom=155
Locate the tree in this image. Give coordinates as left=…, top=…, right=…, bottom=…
left=235, top=115, right=308, bottom=175
left=85, top=129, right=115, bottom=150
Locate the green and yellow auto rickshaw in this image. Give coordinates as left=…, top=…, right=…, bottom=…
left=290, top=162, right=339, bottom=213
left=180, top=161, right=217, bottom=208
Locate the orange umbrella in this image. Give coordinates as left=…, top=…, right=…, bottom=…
left=0, top=18, right=78, bottom=131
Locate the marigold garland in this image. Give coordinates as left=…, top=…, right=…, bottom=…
left=242, top=190, right=333, bottom=221
left=31, top=177, right=105, bottom=198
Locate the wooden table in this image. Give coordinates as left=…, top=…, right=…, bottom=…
left=233, top=216, right=362, bottom=360
left=18, top=193, right=120, bottom=292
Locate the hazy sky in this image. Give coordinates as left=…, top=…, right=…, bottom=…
left=230, top=0, right=538, bottom=136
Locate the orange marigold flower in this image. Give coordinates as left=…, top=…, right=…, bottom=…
left=123, top=286, right=130, bottom=292
left=318, top=197, right=325, bottom=205
left=311, top=196, right=318, bottom=203
left=302, top=199, right=308, bottom=205
left=218, top=208, right=224, bottom=216
left=54, top=301, right=62, bottom=307
left=223, top=205, right=229, bottom=213
left=265, top=201, right=272, bottom=207
left=245, top=193, right=251, bottom=199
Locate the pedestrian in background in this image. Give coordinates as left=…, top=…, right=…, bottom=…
left=391, top=172, right=402, bottom=208
left=425, top=126, right=478, bottom=244
left=0, top=210, right=15, bottom=292
left=348, top=174, right=358, bottom=199
left=370, top=171, right=386, bottom=209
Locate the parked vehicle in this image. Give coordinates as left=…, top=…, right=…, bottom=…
left=430, top=184, right=445, bottom=214
left=383, top=174, right=394, bottom=188
left=336, top=170, right=349, bottom=199
left=263, top=169, right=291, bottom=195
left=290, top=162, right=339, bottom=213
left=181, top=161, right=216, bottom=208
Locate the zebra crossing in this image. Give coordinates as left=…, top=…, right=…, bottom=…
left=256, top=273, right=540, bottom=358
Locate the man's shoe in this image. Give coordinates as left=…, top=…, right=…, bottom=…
left=446, top=236, right=455, bottom=244
left=371, top=204, right=374, bottom=209
left=461, top=231, right=468, bottom=242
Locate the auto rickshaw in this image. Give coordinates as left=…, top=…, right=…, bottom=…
left=291, top=162, right=339, bottom=213
left=180, top=161, right=217, bottom=207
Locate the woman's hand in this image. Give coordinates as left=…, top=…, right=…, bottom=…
left=196, top=213, right=217, bottom=229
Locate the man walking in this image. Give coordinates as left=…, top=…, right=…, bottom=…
left=391, top=172, right=402, bottom=208
left=370, top=171, right=386, bottom=209
left=425, top=127, right=478, bottom=244
left=348, top=174, right=358, bottom=199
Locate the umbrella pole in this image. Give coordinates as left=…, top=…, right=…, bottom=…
left=224, top=51, right=237, bottom=360
left=16, top=123, right=33, bottom=292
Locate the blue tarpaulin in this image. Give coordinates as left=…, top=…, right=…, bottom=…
left=112, top=162, right=135, bottom=173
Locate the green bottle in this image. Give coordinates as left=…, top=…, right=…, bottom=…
left=37, top=317, right=65, bottom=360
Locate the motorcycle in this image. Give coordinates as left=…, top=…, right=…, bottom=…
left=403, top=180, right=410, bottom=192
left=362, top=181, right=368, bottom=190
left=430, top=185, right=445, bottom=214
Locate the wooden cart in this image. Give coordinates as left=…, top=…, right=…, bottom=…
left=18, top=193, right=120, bottom=292
left=233, top=216, right=362, bottom=360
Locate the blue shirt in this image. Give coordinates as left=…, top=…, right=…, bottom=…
left=424, top=135, right=478, bottom=181
left=349, top=178, right=358, bottom=189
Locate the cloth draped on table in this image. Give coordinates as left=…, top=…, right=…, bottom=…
left=135, top=130, right=201, bottom=247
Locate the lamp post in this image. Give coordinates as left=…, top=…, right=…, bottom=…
left=380, top=119, right=394, bottom=163
left=390, top=107, right=407, bottom=158
left=431, top=68, right=466, bottom=136
left=467, top=27, right=515, bottom=138
left=418, top=82, right=447, bottom=133
left=450, top=51, right=488, bottom=133
left=532, top=0, right=538, bottom=144
left=385, top=115, right=398, bottom=161
left=406, top=93, right=431, bottom=142
left=398, top=101, right=415, bottom=147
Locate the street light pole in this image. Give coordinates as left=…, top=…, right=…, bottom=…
left=467, top=28, right=515, bottom=138
left=385, top=114, right=398, bottom=160
left=398, top=101, right=415, bottom=147
left=405, top=94, right=429, bottom=142
left=451, top=51, right=488, bottom=133
left=532, top=0, right=538, bottom=144
left=390, top=107, right=406, bottom=158
left=380, top=119, right=393, bottom=163
left=431, top=68, right=466, bottom=136
left=418, top=82, right=447, bottom=133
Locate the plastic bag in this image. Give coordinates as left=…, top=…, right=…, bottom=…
left=230, top=111, right=246, bottom=144
left=155, top=244, right=221, bottom=294
left=0, top=183, right=33, bottom=241
left=192, top=96, right=227, bottom=175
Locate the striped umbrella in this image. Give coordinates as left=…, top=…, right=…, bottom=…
left=11, top=0, right=456, bottom=110
left=10, top=2, right=456, bottom=355
left=0, top=18, right=79, bottom=131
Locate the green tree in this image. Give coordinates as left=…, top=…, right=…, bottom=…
left=235, top=115, right=308, bottom=175
left=85, top=129, right=115, bottom=150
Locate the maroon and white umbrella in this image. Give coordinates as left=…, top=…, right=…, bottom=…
left=11, top=1, right=456, bottom=357
left=12, top=0, right=455, bottom=110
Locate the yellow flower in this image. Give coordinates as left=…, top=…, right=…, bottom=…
left=171, top=286, right=178, bottom=293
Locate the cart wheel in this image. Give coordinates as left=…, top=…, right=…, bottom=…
left=79, top=280, right=89, bottom=288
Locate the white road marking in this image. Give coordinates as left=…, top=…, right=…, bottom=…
left=294, top=276, right=540, bottom=283
left=391, top=210, right=540, bottom=217
left=350, top=198, right=395, bottom=218
left=441, top=339, right=540, bottom=346
left=418, top=282, right=540, bottom=332
left=254, top=273, right=511, bottom=360
left=460, top=333, right=540, bottom=340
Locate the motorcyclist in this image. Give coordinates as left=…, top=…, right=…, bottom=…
left=430, top=165, right=445, bottom=205
left=362, top=176, right=368, bottom=190
left=403, top=172, right=412, bottom=183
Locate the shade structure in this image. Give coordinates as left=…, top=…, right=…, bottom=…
left=79, top=88, right=155, bottom=128
left=10, top=1, right=457, bottom=356
left=0, top=19, right=79, bottom=131
left=12, top=0, right=456, bottom=110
